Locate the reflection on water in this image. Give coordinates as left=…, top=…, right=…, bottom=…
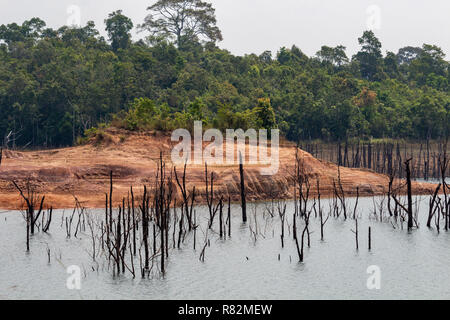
left=0, top=196, right=450, bottom=300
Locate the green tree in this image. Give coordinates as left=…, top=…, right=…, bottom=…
left=409, top=44, right=447, bottom=85
left=384, top=51, right=399, bottom=78
left=140, top=0, right=222, bottom=48
left=410, top=95, right=447, bottom=138
left=105, top=10, right=133, bottom=51
left=253, top=98, right=276, bottom=129
left=397, top=46, right=422, bottom=65
left=0, top=18, right=46, bottom=45
left=316, top=45, right=348, bottom=67
left=354, top=31, right=382, bottom=80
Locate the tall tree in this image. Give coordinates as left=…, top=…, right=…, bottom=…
left=316, top=45, right=349, bottom=67
left=415, top=44, right=446, bottom=75
left=22, top=18, right=46, bottom=41
left=354, top=30, right=382, bottom=80
left=397, top=46, right=423, bottom=65
left=253, top=98, right=276, bottom=129
left=407, top=44, right=447, bottom=87
left=105, top=10, right=133, bottom=51
left=384, top=51, right=399, bottom=78
left=140, top=0, right=223, bottom=48
left=0, top=18, right=46, bottom=45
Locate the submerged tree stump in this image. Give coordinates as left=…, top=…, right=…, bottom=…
left=239, top=152, right=247, bottom=223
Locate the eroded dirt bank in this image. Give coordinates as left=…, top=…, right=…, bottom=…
left=0, top=129, right=438, bottom=210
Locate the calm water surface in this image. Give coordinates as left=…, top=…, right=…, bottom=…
left=0, top=197, right=449, bottom=300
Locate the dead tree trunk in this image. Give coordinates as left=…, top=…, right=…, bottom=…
left=427, top=183, right=441, bottom=228
left=333, top=167, right=347, bottom=219
left=141, top=186, right=149, bottom=270
left=205, top=162, right=219, bottom=228
left=278, top=202, right=286, bottom=248
left=154, top=152, right=173, bottom=275
left=239, top=152, right=247, bottom=223
left=105, top=193, right=109, bottom=252
left=405, top=159, right=414, bottom=230
left=314, top=179, right=328, bottom=241
left=437, top=150, right=448, bottom=230
left=12, top=180, right=45, bottom=239
left=227, top=197, right=231, bottom=237
left=387, top=173, right=395, bottom=217
left=299, top=212, right=310, bottom=262
left=42, top=207, right=52, bottom=233
left=351, top=218, right=359, bottom=250
left=174, top=162, right=193, bottom=230
left=219, top=197, right=224, bottom=238
left=109, top=171, right=113, bottom=233
left=353, top=187, right=359, bottom=220
left=131, top=186, right=136, bottom=255
left=293, top=213, right=301, bottom=261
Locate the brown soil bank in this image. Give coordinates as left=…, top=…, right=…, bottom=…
left=0, top=129, right=438, bottom=210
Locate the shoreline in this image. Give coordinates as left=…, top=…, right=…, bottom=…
left=0, top=130, right=441, bottom=211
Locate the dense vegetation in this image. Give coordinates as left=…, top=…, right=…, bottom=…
left=0, top=1, right=449, bottom=148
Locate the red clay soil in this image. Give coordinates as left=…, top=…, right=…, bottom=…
left=0, top=129, right=438, bottom=210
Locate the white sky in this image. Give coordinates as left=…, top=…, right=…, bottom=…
left=1, top=0, right=449, bottom=58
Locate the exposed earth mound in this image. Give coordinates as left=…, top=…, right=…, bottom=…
left=0, top=129, right=438, bottom=210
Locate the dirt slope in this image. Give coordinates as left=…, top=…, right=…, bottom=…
left=0, top=129, right=437, bottom=210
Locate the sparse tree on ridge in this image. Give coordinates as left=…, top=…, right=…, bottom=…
left=316, top=45, right=349, bottom=67
left=140, top=0, right=223, bottom=48
left=105, top=10, right=134, bottom=51
left=354, top=30, right=383, bottom=80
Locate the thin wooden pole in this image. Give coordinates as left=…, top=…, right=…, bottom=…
left=239, top=152, right=247, bottom=223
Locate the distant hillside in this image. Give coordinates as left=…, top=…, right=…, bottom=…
left=0, top=15, right=448, bottom=148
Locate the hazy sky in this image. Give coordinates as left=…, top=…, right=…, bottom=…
left=1, top=0, right=449, bottom=58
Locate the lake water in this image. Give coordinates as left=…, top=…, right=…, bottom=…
left=1, top=196, right=449, bottom=300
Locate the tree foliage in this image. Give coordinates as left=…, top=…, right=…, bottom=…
left=140, top=0, right=223, bottom=48
left=0, top=10, right=448, bottom=148
left=105, top=10, right=134, bottom=51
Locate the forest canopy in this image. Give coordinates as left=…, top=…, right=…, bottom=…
left=0, top=0, right=449, bottom=148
